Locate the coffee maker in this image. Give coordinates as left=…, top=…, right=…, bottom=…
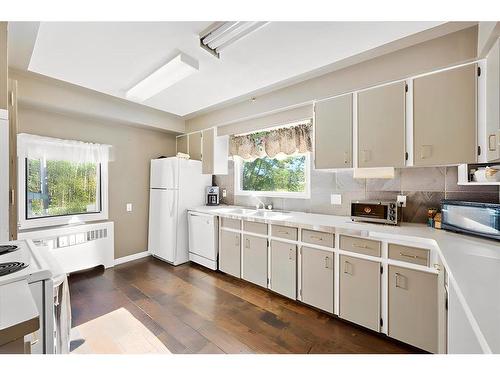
left=206, top=186, right=220, bottom=206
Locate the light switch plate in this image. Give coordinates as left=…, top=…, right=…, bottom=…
left=397, top=195, right=407, bottom=207
left=330, top=194, right=342, bottom=205
left=222, top=189, right=227, bottom=198
left=126, top=203, right=133, bottom=212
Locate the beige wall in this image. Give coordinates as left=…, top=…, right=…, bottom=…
left=0, top=22, right=7, bottom=110
left=10, top=69, right=185, bottom=133
left=18, top=106, right=177, bottom=259
left=187, top=26, right=478, bottom=133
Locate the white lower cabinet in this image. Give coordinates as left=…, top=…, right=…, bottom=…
left=270, top=240, right=297, bottom=299
left=242, top=234, right=268, bottom=288
left=339, top=255, right=381, bottom=331
left=388, top=265, right=438, bottom=353
left=300, top=246, right=334, bottom=313
left=219, top=230, right=241, bottom=278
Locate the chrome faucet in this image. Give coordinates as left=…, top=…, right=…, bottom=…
left=251, top=195, right=268, bottom=210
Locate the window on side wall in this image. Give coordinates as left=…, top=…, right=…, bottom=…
left=17, top=134, right=111, bottom=230
left=232, top=121, right=312, bottom=199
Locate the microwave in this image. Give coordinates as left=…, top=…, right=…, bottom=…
left=351, top=200, right=399, bottom=225
left=441, top=200, right=500, bottom=241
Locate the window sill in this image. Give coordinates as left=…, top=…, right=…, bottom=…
left=235, top=190, right=311, bottom=200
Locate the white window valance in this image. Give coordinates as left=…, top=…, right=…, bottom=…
left=17, top=133, right=112, bottom=164
left=229, top=121, right=312, bottom=160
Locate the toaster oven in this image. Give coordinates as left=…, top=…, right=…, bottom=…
left=351, top=200, right=399, bottom=225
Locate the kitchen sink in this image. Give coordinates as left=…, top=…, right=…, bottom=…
left=224, top=208, right=258, bottom=215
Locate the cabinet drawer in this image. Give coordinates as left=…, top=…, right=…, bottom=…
left=221, top=217, right=240, bottom=230
left=243, top=221, right=268, bottom=235
left=271, top=225, right=297, bottom=241
left=339, top=235, right=381, bottom=257
left=388, top=243, right=430, bottom=267
left=302, top=229, right=334, bottom=248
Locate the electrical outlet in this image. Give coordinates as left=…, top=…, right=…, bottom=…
left=222, top=189, right=227, bottom=198
left=330, top=194, right=342, bottom=205
left=126, top=203, right=133, bottom=212
left=397, top=195, right=407, bottom=207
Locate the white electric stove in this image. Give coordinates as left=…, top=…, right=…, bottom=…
left=0, top=240, right=56, bottom=353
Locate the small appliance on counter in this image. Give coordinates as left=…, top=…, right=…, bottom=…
left=441, top=200, right=500, bottom=241
left=206, top=186, right=220, bottom=206
left=351, top=200, right=400, bottom=225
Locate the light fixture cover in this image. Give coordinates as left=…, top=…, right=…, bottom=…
left=200, top=21, right=268, bottom=58
left=353, top=167, right=395, bottom=179
left=126, top=53, right=199, bottom=102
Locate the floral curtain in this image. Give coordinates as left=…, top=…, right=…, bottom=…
left=229, top=122, right=312, bottom=160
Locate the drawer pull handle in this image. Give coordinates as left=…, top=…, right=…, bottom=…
left=310, top=235, right=324, bottom=241
left=399, top=252, right=425, bottom=260
left=277, top=230, right=289, bottom=235
left=353, top=243, right=369, bottom=249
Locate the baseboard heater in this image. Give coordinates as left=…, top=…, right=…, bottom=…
left=18, top=221, right=115, bottom=273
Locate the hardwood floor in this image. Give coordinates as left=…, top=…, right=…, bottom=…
left=69, top=256, right=424, bottom=354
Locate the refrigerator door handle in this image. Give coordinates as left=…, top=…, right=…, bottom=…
left=170, top=191, right=175, bottom=218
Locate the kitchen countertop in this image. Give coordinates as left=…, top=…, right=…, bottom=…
left=189, top=205, right=500, bottom=354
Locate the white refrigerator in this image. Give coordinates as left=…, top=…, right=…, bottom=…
left=148, top=157, right=211, bottom=265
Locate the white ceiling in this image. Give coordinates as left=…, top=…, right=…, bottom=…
left=9, top=21, right=445, bottom=117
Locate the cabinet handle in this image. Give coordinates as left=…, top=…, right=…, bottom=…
left=361, top=150, right=370, bottom=162
left=488, top=134, right=497, bottom=151
left=420, top=145, right=432, bottom=159
left=399, top=252, right=425, bottom=260
left=277, top=230, right=289, bottom=235
left=245, top=238, right=250, bottom=249
left=289, top=248, right=294, bottom=260
left=343, top=260, right=352, bottom=275
left=324, top=256, right=330, bottom=269
left=310, top=235, right=324, bottom=241
left=353, top=243, right=369, bottom=249
left=395, top=272, right=405, bottom=289
left=344, top=151, right=348, bottom=164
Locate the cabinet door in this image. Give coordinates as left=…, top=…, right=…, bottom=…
left=219, top=230, right=241, bottom=278
left=242, top=234, right=268, bottom=288
left=486, top=40, right=500, bottom=162
left=339, top=255, right=380, bottom=330
left=301, top=246, right=333, bottom=313
left=270, top=240, right=296, bottom=299
left=388, top=265, right=438, bottom=353
left=188, top=132, right=202, bottom=161
left=413, top=64, right=477, bottom=166
left=315, top=94, right=352, bottom=168
left=358, top=81, right=406, bottom=167
left=176, top=135, right=188, bottom=155
left=202, top=128, right=214, bottom=174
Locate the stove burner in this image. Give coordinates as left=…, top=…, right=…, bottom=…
left=0, top=262, right=28, bottom=277
left=0, top=245, right=20, bottom=256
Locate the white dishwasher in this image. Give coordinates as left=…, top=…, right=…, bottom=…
left=188, top=211, right=218, bottom=270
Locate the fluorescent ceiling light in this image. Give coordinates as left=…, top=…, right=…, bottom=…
left=200, top=21, right=268, bottom=58
left=126, top=53, right=198, bottom=102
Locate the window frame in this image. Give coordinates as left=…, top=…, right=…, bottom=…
left=234, top=153, right=311, bottom=199
left=18, top=156, right=109, bottom=230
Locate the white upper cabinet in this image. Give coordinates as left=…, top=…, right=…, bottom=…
left=413, top=64, right=477, bottom=166
left=314, top=94, right=352, bottom=169
left=176, top=128, right=229, bottom=175
left=357, top=81, right=406, bottom=168
left=486, top=39, right=500, bottom=162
